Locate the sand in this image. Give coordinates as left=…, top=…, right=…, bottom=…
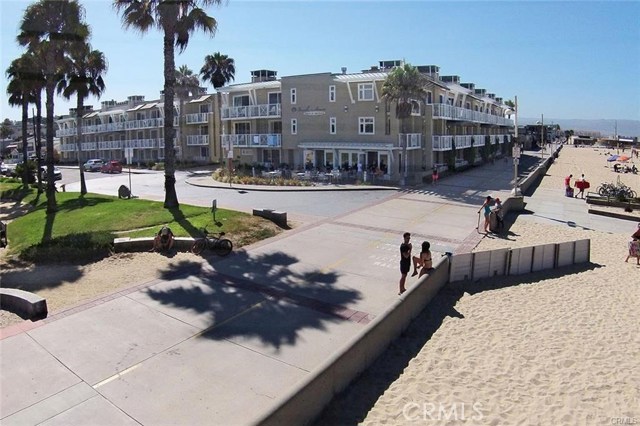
left=353, top=146, right=640, bottom=425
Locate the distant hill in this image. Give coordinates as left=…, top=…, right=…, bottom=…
left=519, top=118, right=639, bottom=138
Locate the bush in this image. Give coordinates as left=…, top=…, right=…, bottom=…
left=19, top=231, right=115, bottom=263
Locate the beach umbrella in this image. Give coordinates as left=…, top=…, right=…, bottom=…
left=618, top=155, right=630, bottom=162
left=607, top=154, right=619, bottom=162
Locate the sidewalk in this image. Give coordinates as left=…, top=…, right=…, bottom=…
left=1, top=151, right=555, bottom=425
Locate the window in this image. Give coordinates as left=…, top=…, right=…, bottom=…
left=233, top=95, right=250, bottom=107
left=200, top=104, right=209, bottom=113
left=439, top=94, right=444, bottom=104
left=448, top=97, right=454, bottom=106
left=358, top=117, right=374, bottom=134
left=268, top=92, right=281, bottom=105
left=200, top=147, right=209, bottom=157
left=200, top=125, right=208, bottom=135
left=291, top=118, right=297, bottom=135
left=290, top=88, right=297, bottom=104
left=235, top=122, right=250, bottom=134
left=410, top=100, right=420, bottom=115
left=426, top=92, right=432, bottom=104
left=358, top=83, right=374, bottom=101
left=465, top=102, right=471, bottom=110
left=330, top=117, right=336, bottom=134
left=329, top=85, right=336, bottom=102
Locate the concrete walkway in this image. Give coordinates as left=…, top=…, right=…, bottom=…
left=1, top=151, right=564, bottom=425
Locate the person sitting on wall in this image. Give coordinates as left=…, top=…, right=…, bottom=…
left=151, top=225, right=174, bottom=252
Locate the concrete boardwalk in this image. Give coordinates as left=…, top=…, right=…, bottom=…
left=1, top=153, right=546, bottom=425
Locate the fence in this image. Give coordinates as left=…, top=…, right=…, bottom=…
left=449, top=239, right=591, bottom=283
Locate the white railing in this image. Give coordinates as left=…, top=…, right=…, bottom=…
left=431, top=104, right=514, bottom=126
left=124, top=138, right=161, bottom=149
left=398, top=133, right=421, bottom=150
left=59, top=144, right=77, bottom=152
left=432, top=135, right=453, bottom=151
left=432, top=134, right=510, bottom=151
left=221, top=103, right=281, bottom=120
left=98, top=141, right=123, bottom=150
left=221, top=133, right=281, bottom=148
left=185, top=112, right=210, bottom=124
left=80, top=142, right=97, bottom=151
left=186, top=135, right=209, bottom=146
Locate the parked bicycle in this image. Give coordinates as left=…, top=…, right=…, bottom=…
left=596, top=182, right=637, bottom=199
left=191, top=228, right=233, bottom=256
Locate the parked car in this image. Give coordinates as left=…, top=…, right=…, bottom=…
left=83, top=159, right=104, bottom=172
left=41, top=165, right=62, bottom=181
left=0, top=162, right=8, bottom=176
left=101, top=160, right=123, bottom=174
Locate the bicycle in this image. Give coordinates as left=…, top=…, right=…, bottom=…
left=191, top=228, right=233, bottom=256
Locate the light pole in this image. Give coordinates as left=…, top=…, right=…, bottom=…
left=511, top=96, right=521, bottom=196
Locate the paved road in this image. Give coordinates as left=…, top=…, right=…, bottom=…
left=2, top=151, right=580, bottom=425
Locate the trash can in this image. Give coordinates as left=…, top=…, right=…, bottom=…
left=489, top=211, right=499, bottom=233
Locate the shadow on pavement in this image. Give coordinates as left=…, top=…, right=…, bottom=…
left=146, top=250, right=361, bottom=349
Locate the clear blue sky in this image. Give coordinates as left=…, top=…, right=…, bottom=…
left=1, top=0, right=639, bottom=123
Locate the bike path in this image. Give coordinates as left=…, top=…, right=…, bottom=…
left=1, top=152, right=549, bottom=425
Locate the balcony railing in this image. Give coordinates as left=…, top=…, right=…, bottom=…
left=431, top=104, right=514, bottom=126
left=186, top=135, right=209, bottom=146
left=432, top=134, right=509, bottom=151
left=398, top=133, right=422, bottom=150
left=98, top=140, right=123, bottom=150
left=221, top=133, right=281, bottom=148
left=185, top=112, right=210, bottom=124
left=221, top=103, right=281, bottom=120
left=124, top=138, right=161, bottom=149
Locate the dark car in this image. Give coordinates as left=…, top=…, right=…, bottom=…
left=101, top=160, right=123, bottom=174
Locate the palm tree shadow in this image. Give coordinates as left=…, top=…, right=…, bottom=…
left=145, top=250, right=361, bottom=349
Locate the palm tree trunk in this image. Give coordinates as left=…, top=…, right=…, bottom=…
left=162, top=31, right=179, bottom=208
left=76, top=96, right=87, bottom=195
left=179, top=98, right=185, bottom=166
left=45, top=80, right=57, bottom=214
left=21, top=100, right=29, bottom=190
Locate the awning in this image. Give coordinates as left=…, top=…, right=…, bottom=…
left=189, top=95, right=211, bottom=103
left=138, top=102, right=158, bottom=110
left=126, top=104, right=146, bottom=112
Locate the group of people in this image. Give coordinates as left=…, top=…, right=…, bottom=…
left=625, top=223, right=640, bottom=265
left=564, top=174, right=589, bottom=199
left=398, top=233, right=434, bottom=295
left=613, top=163, right=638, bottom=174
left=478, top=196, right=504, bottom=234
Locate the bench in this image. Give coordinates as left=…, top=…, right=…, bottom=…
left=0, top=288, right=48, bottom=320
left=113, top=236, right=196, bottom=253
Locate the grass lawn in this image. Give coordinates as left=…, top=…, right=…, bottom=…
left=1, top=178, right=282, bottom=263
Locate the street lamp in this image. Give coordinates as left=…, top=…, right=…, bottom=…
left=510, top=96, right=521, bottom=196
left=536, top=114, right=544, bottom=158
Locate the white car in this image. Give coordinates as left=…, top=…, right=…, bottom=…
left=41, top=166, right=62, bottom=181
left=0, top=162, right=8, bottom=175
left=83, top=159, right=104, bottom=172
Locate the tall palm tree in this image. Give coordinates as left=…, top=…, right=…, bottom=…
left=175, top=65, right=201, bottom=163
left=6, top=55, right=38, bottom=189
left=200, top=52, right=235, bottom=89
left=57, top=45, right=108, bottom=195
left=114, top=0, right=221, bottom=208
left=18, top=0, right=89, bottom=214
left=381, top=63, right=429, bottom=182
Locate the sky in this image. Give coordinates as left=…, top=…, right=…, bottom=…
left=1, top=0, right=639, bottom=124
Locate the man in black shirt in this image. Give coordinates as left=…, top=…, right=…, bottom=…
left=399, top=232, right=412, bottom=295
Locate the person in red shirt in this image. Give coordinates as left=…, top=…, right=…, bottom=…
left=564, top=174, right=573, bottom=188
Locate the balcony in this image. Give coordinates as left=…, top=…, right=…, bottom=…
left=221, top=103, right=281, bottom=120
left=398, top=133, right=421, bottom=150
left=432, top=134, right=509, bottom=151
left=186, top=135, right=209, bottom=146
left=124, top=138, right=161, bottom=149
left=185, top=112, right=210, bottom=124
left=431, top=104, right=514, bottom=126
left=98, top=140, right=123, bottom=150
left=222, top=133, right=281, bottom=148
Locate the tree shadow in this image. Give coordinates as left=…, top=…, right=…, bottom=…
left=313, top=261, right=599, bottom=426
left=144, top=250, right=361, bottom=349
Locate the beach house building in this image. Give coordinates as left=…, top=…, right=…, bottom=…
left=54, top=59, right=513, bottom=183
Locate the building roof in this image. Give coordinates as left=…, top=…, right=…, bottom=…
left=189, top=94, right=212, bottom=103
left=334, top=72, right=389, bottom=82
left=218, top=81, right=281, bottom=93
left=138, top=102, right=159, bottom=110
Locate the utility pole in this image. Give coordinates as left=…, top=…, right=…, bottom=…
left=512, top=96, right=521, bottom=195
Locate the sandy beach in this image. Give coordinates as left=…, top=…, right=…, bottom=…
left=346, top=146, right=640, bottom=425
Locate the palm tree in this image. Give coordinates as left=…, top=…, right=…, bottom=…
left=200, top=52, right=235, bottom=89
left=18, top=0, right=89, bottom=214
left=175, top=65, right=201, bottom=163
left=381, top=63, right=429, bottom=182
left=6, top=55, right=38, bottom=189
left=57, top=44, right=108, bottom=195
left=114, top=0, right=221, bottom=209
left=504, top=99, right=516, bottom=119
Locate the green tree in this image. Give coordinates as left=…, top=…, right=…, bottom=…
left=6, top=54, right=39, bottom=189
left=200, top=52, right=235, bottom=89
left=504, top=99, right=515, bottom=118
left=57, top=44, right=108, bottom=195
left=114, top=0, right=221, bottom=208
left=381, top=63, right=429, bottom=182
left=0, top=119, right=14, bottom=140
left=175, top=65, right=201, bottom=163
left=18, top=0, right=90, bottom=214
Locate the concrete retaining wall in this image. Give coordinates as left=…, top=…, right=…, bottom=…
left=257, top=257, right=450, bottom=426
left=0, top=288, right=48, bottom=320
left=113, top=236, right=195, bottom=253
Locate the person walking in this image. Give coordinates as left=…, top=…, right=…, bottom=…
left=432, top=165, right=439, bottom=184
left=399, top=232, right=412, bottom=295
left=575, top=173, right=587, bottom=199
left=564, top=174, right=573, bottom=197
left=492, top=197, right=505, bottom=231
left=478, top=196, right=493, bottom=233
